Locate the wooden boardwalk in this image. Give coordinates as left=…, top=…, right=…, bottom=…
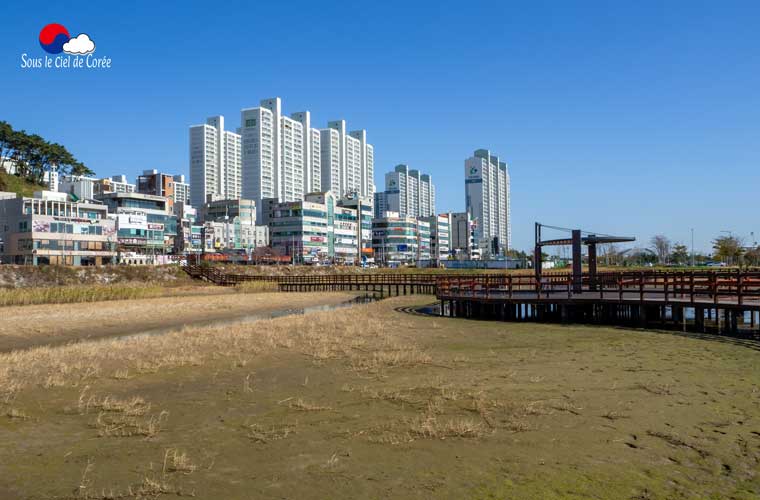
left=436, top=272, right=760, bottom=336
left=181, top=265, right=760, bottom=335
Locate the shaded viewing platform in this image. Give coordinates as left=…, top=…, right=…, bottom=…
left=436, top=271, right=760, bottom=337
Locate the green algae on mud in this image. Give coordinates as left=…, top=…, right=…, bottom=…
left=1, top=295, right=759, bottom=499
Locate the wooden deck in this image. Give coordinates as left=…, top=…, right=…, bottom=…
left=435, top=271, right=760, bottom=336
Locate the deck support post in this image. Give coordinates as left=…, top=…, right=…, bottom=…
left=695, top=307, right=704, bottom=333
left=638, top=305, right=648, bottom=328
left=730, top=310, right=739, bottom=334
left=560, top=305, right=568, bottom=323
left=572, top=230, right=582, bottom=293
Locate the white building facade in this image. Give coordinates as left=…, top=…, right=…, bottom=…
left=382, top=164, right=435, bottom=218
left=423, top=214, right=451, bottom=264
left=464, top=149, right=511, bottom=254
left=189, top=115, right=241, bottom=209
left=242, top=97, right=374, bottom=218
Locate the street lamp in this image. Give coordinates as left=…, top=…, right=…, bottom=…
left=690, top=228, right=694, bottom=267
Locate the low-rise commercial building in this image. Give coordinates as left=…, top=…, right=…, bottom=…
left=199, top=198, right=263, bottom=255
left=372, top=211, right=430, bottom=265
left=338, top=194, right=374, bottom=263
left=201, top=198, right=256, bottom=225
left=60, top=175, right=135, bottom=202
left=137, top=170, right=190, bottom=210
left=174, top=204, right=202, bottom=254
left=417, top=218, right=431, bottom=262
left=97, top=192, right=178, bottom=258
left=270, top=199, right=329, bottom=263
left=269, top=191, right=358, bottom=264
left=422, top=214, right=451, bottom=264
left=449, top=211, right=475, bottom=258
left=200, top=221, right=268, bottom=253
left=0, top=191, right=116, bottom=265
left=305, top=192, right=358, bottom=264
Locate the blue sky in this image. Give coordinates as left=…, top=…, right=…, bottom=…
left=3, top=0, right=759, bottom=252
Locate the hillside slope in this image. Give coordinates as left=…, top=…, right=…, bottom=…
left=0, top=170, right=46, bottom=197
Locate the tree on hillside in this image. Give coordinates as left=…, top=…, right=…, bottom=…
left=0, top=120, right=93, bottom=183
left=0, top=121, right=14, bottom=162
left=712, top=234, right=744, bottom=265
left=670, top=244, right=689, bottom=265
left=650, top=235, right=671, bottom=264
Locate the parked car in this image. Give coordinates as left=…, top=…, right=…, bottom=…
left=705, top=261, right=727, bottom=267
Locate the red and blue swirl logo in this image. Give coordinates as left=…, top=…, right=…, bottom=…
left=39, top=24, right=96, bottom=55
left=39, top=24, right=70, bottom=54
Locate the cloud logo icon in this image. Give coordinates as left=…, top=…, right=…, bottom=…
left=63, top=33, right=95, bottom=55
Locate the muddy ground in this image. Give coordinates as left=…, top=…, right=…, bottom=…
left=0, top=296, right=759, bottom=499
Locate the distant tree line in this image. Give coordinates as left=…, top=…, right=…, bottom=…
left=644, top=233, right=759, bottom=267
left=534, top=233, right=760, bottom=268
left=0, top=121, right=93, bottom=185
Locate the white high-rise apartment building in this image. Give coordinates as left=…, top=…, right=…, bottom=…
left=465, top=149, right=511, bottom=254
left=189, top=115, right=241, bottom=209
left=242, top=98, right=313, bottom=217
left=320, top=128, right=341, bottom=196
left=322, top=121, right=374, bottom=199
left=291, top=111, right=321, bottom=194
left=382, top=164, right=435, bottom=218
left=242, top=97, right=374, bottom=218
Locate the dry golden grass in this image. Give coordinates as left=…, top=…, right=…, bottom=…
left=0, top=284, right=167, bottom=306
left=5, top=407, right=29, bottom=420
left=0, top=291, right=354, bottom=352
left=246, top=423, right=296, bottom=443
left=408, top=415, right=487, bottom=439
left=0, top=301, right=430, bottom=405
left=233, top=281, right=279, bottom=293
left=163, top=448, right=197, bottom=475
left=286, top=398, right=332, bottom=411
left=92, top=409, right=168, bottom=438
left=0, top=280, right=285, bottom=308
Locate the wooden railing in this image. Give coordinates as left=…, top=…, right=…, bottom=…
left=435, top=271, right=760, bottom=306
left=182, top=266, right=760, bottom=304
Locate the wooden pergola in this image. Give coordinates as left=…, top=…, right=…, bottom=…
left=534, top=222, right=635, bottom=291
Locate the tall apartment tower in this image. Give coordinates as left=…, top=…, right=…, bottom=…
left=242, top=97, right=374, bottom=218
left=464, top=149, right=511, bottom=254
left=320, top=127, right=341, bottom=196
left=242, top=98, right=323, bottom=218
left=348, top=128, right=374, bottom=198
left=291, top=111, right=321, bottom=194
left=240, top=106, right=276, bottom=210
left=189, top=115, right=241, bottom=209
left=382, top=164, right=435, bottom=218
left=320, top=121, right=374, bottom=199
